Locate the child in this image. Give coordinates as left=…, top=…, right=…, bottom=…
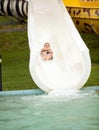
left=40, top=42, right=53, bottom=61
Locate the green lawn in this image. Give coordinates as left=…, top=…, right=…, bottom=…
left=81, top=33, right=99, bottom=63
left=0, top=31, right=38, bottom=90
left=0, top=17, right=99, bottom=90
left=85, top=64, right=99, bottom=87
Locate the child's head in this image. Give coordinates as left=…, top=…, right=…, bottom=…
left=44, top=43, right=50, bottom=48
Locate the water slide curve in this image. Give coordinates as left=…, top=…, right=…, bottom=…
left=28, top=0, right=91, bottom=93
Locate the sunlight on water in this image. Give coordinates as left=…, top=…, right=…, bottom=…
left=0, top=87, right=99, bottom=130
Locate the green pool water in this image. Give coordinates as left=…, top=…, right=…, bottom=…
left=0, top=87, right=99, bottom=130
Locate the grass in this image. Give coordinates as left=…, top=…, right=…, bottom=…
left=0, top=31, right=38, bottom=90
left=85, top=64, right=99, bottom=87
left=1, top=50, right=38, bottom=90
left=0, top=16, right=99, bottom=90
left=81, top=33, right=99, bottom=63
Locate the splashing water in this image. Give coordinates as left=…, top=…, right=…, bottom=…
left=0, top=87, right=99, bottom=130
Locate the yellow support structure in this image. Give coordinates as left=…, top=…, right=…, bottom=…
left=63, top=0, right=99, bottom=8
left=62, top=0, right=99, bottom=35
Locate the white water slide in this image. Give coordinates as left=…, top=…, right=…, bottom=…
left=27, top=0, right=91, bottom=93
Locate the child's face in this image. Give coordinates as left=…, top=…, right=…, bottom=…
left=44, top=43, right=50, bottom=48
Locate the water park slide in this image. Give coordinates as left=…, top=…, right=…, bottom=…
left=28, top=0, right=91, bottom=93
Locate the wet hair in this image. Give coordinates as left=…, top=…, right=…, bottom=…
left=44, top=42, right=50, bottom=46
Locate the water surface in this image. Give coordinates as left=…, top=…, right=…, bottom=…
left=0, top=88, right=99, bottom=130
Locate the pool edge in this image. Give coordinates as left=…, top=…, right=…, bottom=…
left=0, top=89, right=45, bottom=96
left=0, top=86, right=99, bottom=96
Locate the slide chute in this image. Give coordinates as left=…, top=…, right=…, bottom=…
left=28, top=0, right=91, bottom=92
